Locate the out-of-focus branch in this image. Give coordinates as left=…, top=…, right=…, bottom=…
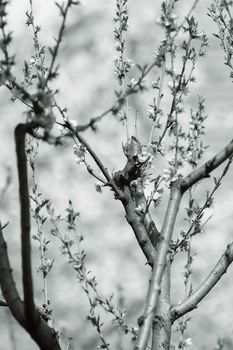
left=0, top=224, right=26, bottom=325
left=0, top=224, right=61, bottom=350
left=0, top=298, right=7, bottom=307
left=171, top=242, right=233, bottom=321
left=77, top=107, right=114, bottom=132
left=135, top=182, right=182, bottom=350
left=15, top=123, right=37, bottom=325
left=181, top=139, right=233, bottom=193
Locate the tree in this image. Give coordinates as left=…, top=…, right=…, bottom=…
left=0, top=0, right=233, bottom=349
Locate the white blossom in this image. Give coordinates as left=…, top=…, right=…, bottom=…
left=184, top=338, right=192, bottom=347
left=73, top=144, right=86, bottom=164
left=162, top=166, right=178, bottom=183
left=69, top=119, right=79, bottom=129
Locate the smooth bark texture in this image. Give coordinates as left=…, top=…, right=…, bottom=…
left=15, top=124, right=37, bottom=324
left=171, top=242, right=233, bottom=321
left=135, top=183, right=182, bottom=350
left=13, top=123, right=62, bottom=350
left=0, top=225, right=25, bottom=326
left=181, top=139, right=233, bottom=192
left=152, top=262, right=171, bottom=350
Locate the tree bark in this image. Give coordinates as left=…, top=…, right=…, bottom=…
left=152, top=262, right=172, bottom=350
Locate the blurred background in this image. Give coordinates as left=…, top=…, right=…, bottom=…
left=1, top=0, right=233, bottom=349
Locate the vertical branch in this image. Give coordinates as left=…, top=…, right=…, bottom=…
left=15, top=124, right=36, bottom=325
left=0, top=223, right=61, bottom=350
left=151, top=261, right=172, bottom=350
left=0, top=225, right=25, bottom=326
left=135, top=182, right=182, bottom=350
left=114, top=0, right=132, bottom=140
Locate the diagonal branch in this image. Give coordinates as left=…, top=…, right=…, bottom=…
left=135, top=182, right=182, bottom=350
left=129, top=179, right=160, bottom=248
left=171, top=241, right=233, bottom=322
left=181, top=139, right=233, bottom=193
left=122, top=187, right=156, bottom=266
left=67, top=124, right=125, bottom=200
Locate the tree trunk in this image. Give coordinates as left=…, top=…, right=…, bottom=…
left=151, top=261, right=172, bottom=350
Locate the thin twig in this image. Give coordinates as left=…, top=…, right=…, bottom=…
left=67, top=124, right=125, bottom=199
left=70, top=60, right=157, bottom=132
left=149, top=50, right=167, bottom=143
left=172, top=0, right=200, bottom=41
left=44, top=0, right=78, bottom=88
left=174, top=157, right=232, bottom=253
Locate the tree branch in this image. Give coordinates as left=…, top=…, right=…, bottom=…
left=130, top=179, right=160, bottom=248
left=0, top=224, right=25, bottom=325
left=44, top=0, right=79, bottom=88
left=71, top=127, right=124, bottom=200
left=15, top=123, right=37, bottom=325
left=77, top=107, right=114, bottom=132
left=181, top=139, right=233, bottom=193
left=123, top=187, right=156, bottom=266
left=135, top=182, right=182, bottom=350
left=171, top=241, right=233, bottom=321
left=0, top=224, right=61, bottom=350
left=151, top=261, right=172, bottom=350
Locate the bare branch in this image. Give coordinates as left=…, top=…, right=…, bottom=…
left=0, top=225, right=25, bottom=322
left=44, top=0, right=79, bottom=88
left=77, top=107, right=114, bottom=132
left=68, top=125, right=125, bottom=199
left=173, top=157, right=232, bottom=254
left=151, top=262, right=171, bottom=350
left=135, top=182, right=182, bottom=350
left=129, top=179, right=160, bottom=248
left=15, top=124, right=37, bottom=324
left=181, top=139, right=233, bottom=193
left=171, top=242, right=233, bottom=322
left=123, top=187, right=156, bottom=265
left=0, top=224, right=61, bottom=349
